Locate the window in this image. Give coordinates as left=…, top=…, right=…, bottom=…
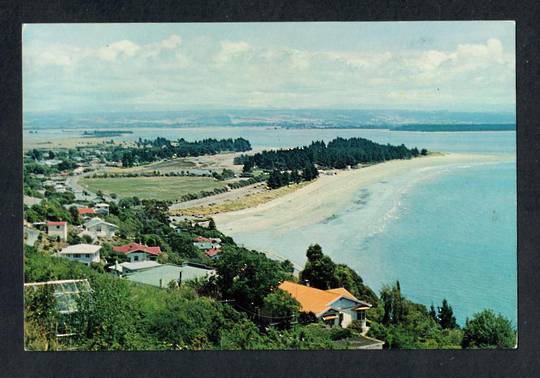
left=134, top=256, right=139, bottom=261
left=85, top=254, right=90, bottom=258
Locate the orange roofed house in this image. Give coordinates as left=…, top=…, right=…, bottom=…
left=112, top=242, right=161, bottom=263
left=278, top=281, right=372, bottom=331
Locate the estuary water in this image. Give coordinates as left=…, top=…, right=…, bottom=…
left=25, top=126, right=517, bottom=324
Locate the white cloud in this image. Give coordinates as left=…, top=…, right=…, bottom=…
left=97, top=40, right=140, bottom=61
left=23, top=34, right=515, bottom=112
left=159, top=34, right=182, bottom=49
left=214, top=40, right=251, bottom=63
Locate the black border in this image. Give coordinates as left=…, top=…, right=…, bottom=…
left=2, top=1, right=540, bottom=377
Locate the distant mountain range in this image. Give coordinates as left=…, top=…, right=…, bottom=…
left=23, top=109, right=516, bottom=132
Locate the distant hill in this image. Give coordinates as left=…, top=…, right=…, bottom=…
left=23, top=109, right=516, bottom=132
left=393, top=124, right=515, bottom=132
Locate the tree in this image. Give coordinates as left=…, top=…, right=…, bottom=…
left=68, top=206, right=80, bottom=225
left=219, top=319, right=264, bottom=350
left=261, top=289, right=300, bottom=329
left=214, top=246, right=288, bottom=311
left=333, top=264, right=378, bottom=306
left=437, top=299, right=457, bottom=329
left=380, top=281, right=406, bottom=325
left=300, top=244, right=337, bottom=290
left=24, top=284, right=59, bottom=351
left=429, top=304, right=437, bottom=322
left=461, top=309, right=515, bottom=349
left=208, top=218, right=216, bottom=230
left=73, top=276, right=147, bottom=350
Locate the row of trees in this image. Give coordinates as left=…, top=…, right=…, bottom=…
left=238, top=137, right=426, bottom=173
left=116, top=137, right=252, bottom=167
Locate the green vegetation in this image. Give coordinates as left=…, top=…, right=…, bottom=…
left=300, top=244, right=378, bottom=305
left=461, top=309, right=516, bottom=349
left=23, top=137, right=515, bottom=351
left=117, top=137, right=251, bottom=167
left=237, top=137, right=423, bottom=189
left=80, top=176, right=228, bottom=201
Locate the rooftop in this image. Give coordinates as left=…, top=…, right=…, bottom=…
left=48, top=221, right=67, bottom=226
left=60, top=244, right=101, bottom=255
left=120, top=260, right=161, bottom=271
left=85, top=217, right=118, bottom=229
left=125, top=264, right=215, bottom=288
left=205, top=247, right=221, bottom=257
left=78, top=208, right=95, bottom=215
left=112, top=242, right=161, bottom=256
left=278, top=281, right=371, bottom=316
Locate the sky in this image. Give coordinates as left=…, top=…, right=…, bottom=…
left=22, top=22, right=516, bottom=114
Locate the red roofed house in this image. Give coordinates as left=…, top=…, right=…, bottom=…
left=78, top=207, right=95, bottom=220
left=47, top=221, right=67, bottom=241
left=112, top=242, right=162, bottom=262
left=205, top=247, right=221, bottom=259
left=193, top=236, right=221, bottom=244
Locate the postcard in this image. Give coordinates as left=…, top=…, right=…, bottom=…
left=23, top=22, right=516, bottom=350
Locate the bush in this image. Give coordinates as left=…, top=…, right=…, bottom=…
left=461, top=309, right=516, bottom=349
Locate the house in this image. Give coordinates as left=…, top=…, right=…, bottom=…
left=278, top=281, right=372, bottom=331
left=83, top=217, right=118, bottom=238
left=58, top=244, right=101, bottom=266
left=112, top=242, right=161, bottom=262
left=205, top=247, right=221, bottom=259
left=47, top=221, right=67, bottom=241
left=194, top=236, right=221, bottom=243
left=94, top=203, right=110, bottom=216
left=193, top=236, right=221, bottom=251
left=123, top=263, right=216, bottom=288
left=78, top=207, right=96, bottom=217
left=108, top=260, right=162, bottom=276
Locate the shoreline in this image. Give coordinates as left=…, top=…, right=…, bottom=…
left=214, top=152, right=515, bottom=235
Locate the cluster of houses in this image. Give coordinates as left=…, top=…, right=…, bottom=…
left=25, top=150, right=382, bottom=343
left=193, top=236, right=222, bottom=258
left=53, top=239, right=215, bottom=289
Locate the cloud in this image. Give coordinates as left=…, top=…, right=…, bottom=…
left=23, top=34, right=515, bottom=112
left=214, top=40, right=251, bottom=63
left=159, top=34, right=182, bottom=49
left=97, top=40, right=140, bottom=61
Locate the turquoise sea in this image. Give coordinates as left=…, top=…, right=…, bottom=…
left=24, top=127, right=517, bottom=325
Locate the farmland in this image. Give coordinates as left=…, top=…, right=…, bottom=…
left=80, top=176, right=229, bottom=201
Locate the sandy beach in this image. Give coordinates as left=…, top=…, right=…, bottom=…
left=214, top=152, right=515, bottom=235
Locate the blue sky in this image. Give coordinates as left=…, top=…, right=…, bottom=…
left=23, top=22, right=515, bottom=113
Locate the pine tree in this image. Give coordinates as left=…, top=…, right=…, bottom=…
left=438, top=299, right=458, bottom=329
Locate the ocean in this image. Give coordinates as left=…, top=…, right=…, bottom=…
left=24, top=126, right=517, bottom=325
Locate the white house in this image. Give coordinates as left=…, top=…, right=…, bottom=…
left=278, top=281, right=373, bottom=331
left=83, top=217, right=118, bottom=238
left=47, top=221, right=68, bottom=241
left=58, top=244, right=101, bottom=266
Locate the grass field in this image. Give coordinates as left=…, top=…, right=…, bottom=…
left=105, top=158, right=196, bottom=174
left=172, top=181, right=311, bottom=216
left=80, top=176, right=228, bottom=201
